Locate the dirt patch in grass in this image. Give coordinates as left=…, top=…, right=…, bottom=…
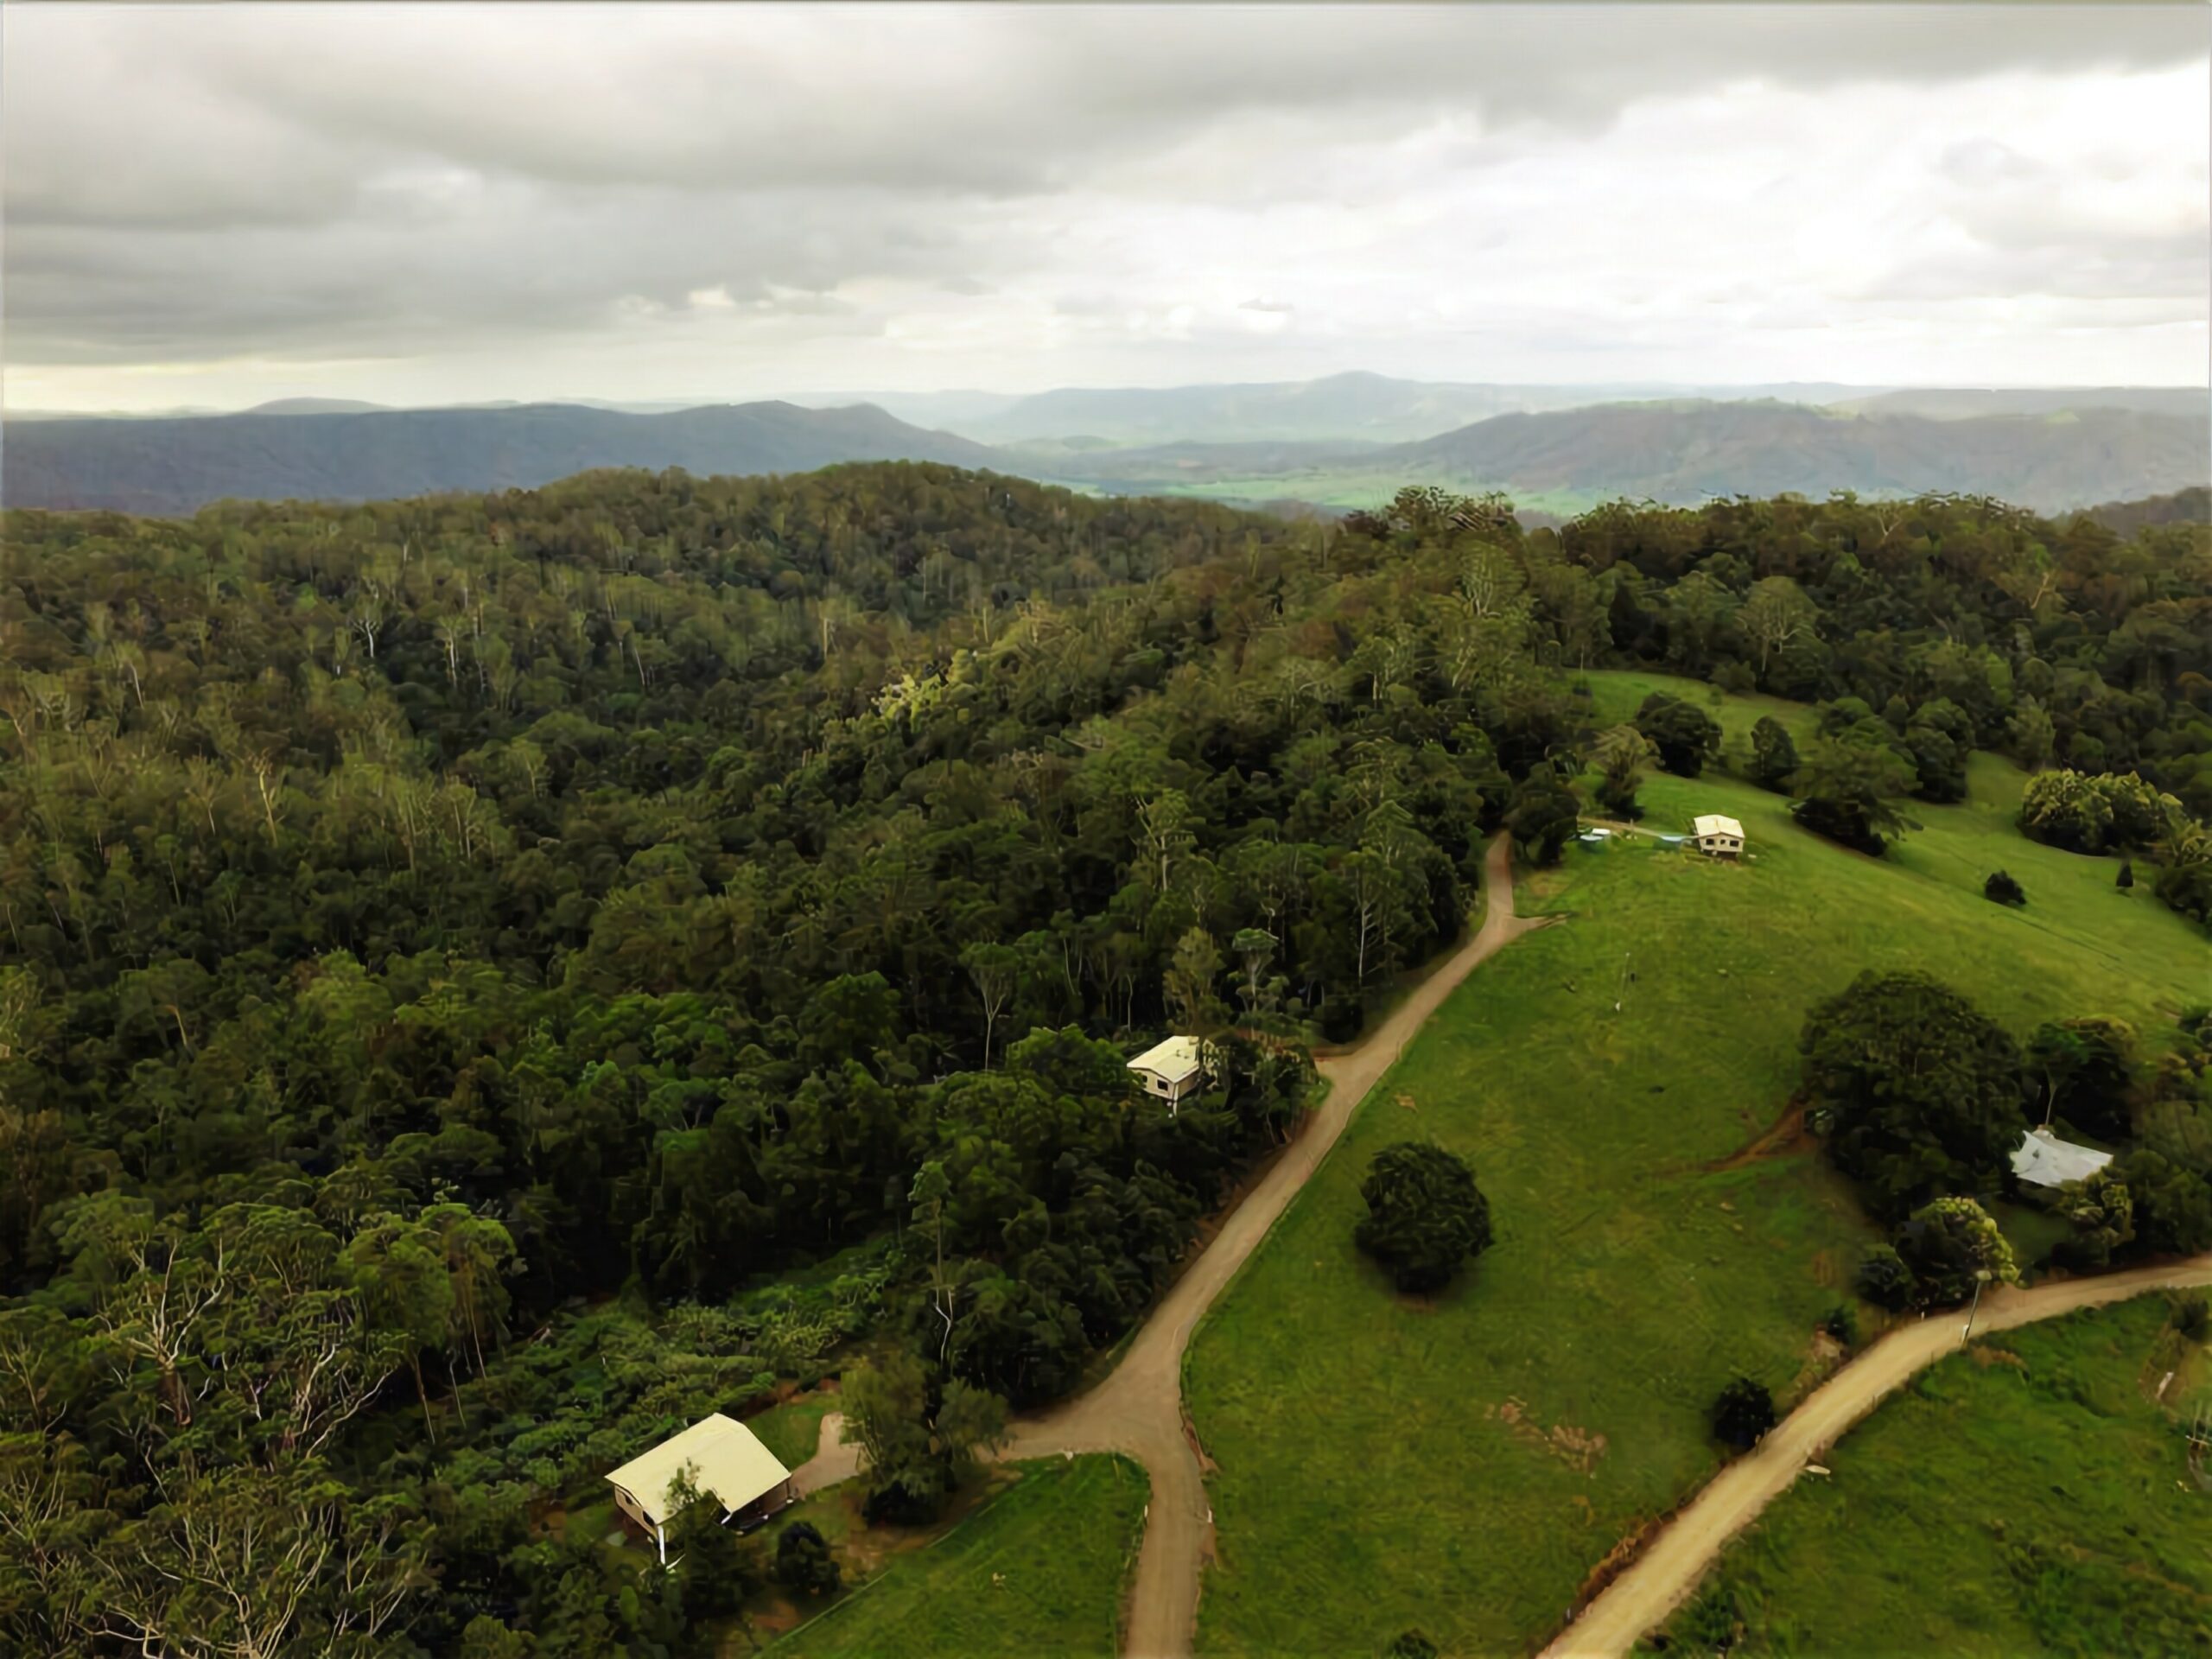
left=1491, top=1397, right=1610, bottom=1476
left=1968, top=1344, right=2028, bottom=1370
left=1785, top=1328, right=1850, bottom=1403
left=1707, top=1100, right=1813, bottom=1173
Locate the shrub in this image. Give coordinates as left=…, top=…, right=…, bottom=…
left=1676, top=1587, right=1740, bottom=1653
left=1853, top=1243, right=1917, bottom=1310
left=1821, top=1304, right=1859, bottom=1348
left=1710, top=1376, right=1777, bottom=1452
left=774, top=1520, right=842, bottom=1598
left=2117, top=860, right=2135, bottom=892
left=2157, top=858, right=2212, bottom=928
left=1354, top=1142, right=1494, bottom=1294
left=1983, top=870, right=2026, bottom=906
left=2172, top=1294, right=2209, bottom=1342
left=1383, top=1631, right=1440, bottom=1659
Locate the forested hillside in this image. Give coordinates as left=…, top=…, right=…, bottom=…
left=3, top=467, right=2209, bottom=1655
left=1, top=401, right=1001, bottom=515
left=2082, top=484, right=2211, bottom=538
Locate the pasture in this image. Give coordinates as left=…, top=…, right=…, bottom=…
left=767, top=1456, right=1148, bottom=1658
left=1185, top=682, right=2202, bottom=1656
left=1643, top=1294, right=2212, bottom=1657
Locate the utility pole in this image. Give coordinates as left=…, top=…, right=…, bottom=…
left=1961, top=1268, right=1993, bottom=1344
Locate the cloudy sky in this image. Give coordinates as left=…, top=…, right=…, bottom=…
left=4, top=3, right=2208, bottom=410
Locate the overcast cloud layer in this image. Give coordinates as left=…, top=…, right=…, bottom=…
left=4, top=3, right=2208, bottom=410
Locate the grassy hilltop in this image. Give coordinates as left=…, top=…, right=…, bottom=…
left=1184, top=673, right=2203, bottom=1657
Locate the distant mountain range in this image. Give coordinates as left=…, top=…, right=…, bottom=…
left=1370, top=400, right=2209, bottom=511
left=3, top=401, right=1001, bottom=516
left=1827, top=387, right=2207, bottom=421
left=864, top=371, right=1909, bottom=447
left=3, top=375, right=2203, bottom=518
left=1028, top=399, right=2209, bottom=515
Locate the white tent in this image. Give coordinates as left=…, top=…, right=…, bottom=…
left=2010, top=1127, right=2113, bottom=1190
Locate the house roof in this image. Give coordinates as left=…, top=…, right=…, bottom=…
left=1128, top=1035, right=1205, bottom=1085
left=1693, top=814, right=1745, bottom=839
left=2010, top=1128, right=2114, bottom=1189
left=605, top=1414, right=790, bottom=1526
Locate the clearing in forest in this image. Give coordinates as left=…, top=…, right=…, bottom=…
left=1184, top=682, right=2202, bottom=1657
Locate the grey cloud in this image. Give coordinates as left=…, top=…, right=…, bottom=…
left=7, top=180, right=974, bottom=364
left=1936, top=140, right=2048, bottom=187
left=13, top=7, right=2206, bottom=226
left=2, top=4, right=2204, bottom=391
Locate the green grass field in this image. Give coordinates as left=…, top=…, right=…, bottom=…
left=768, top=1456, right=1148, bottom=1659
left=1579, top=668, right=1820, bottom=750
left=1185, top=678, right=2205, bottom=1656
left=1643, top=1294, right=2212, bottom=1658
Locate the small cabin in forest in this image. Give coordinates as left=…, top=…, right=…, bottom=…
left=1128, top=1035, right=1209, bottom=1114
left=1691, top=814, right=1745, bottom=857
left=605, top=1414, right=794, bottom=1564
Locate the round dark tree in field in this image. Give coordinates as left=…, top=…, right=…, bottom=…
left=1983, top=870, right=2026, bottom=906
left=774, top=1520, right=842, bottom=1598
left=1355, top=1142, right=1493, bottom=1294
left=1750, top=715, right=1800, bottom=793
left=1634, top=693, right=1723, bottom=778
left=1799, top=970, right=2025, bottom=1218
left=1710, top=1376, right=1777, bottom=1452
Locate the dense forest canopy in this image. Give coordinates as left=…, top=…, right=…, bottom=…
left=2, top=464, right=2208, bottom=1655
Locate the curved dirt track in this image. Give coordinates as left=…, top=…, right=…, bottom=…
left=1541, top=1253, right=2212, bottom=1659
left=1002, top=833, right=1547, bottom=1657
left=791, top=836, right=1544, bottom=1656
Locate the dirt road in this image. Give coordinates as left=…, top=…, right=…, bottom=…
left=1005, top=833, right=1547, bottom=1657
left=789, top=836, right=1544, bottom=1657
left=789, top=1413, right=859, bottom=1497
left=1541, top=1254, right=2212, bottom=1659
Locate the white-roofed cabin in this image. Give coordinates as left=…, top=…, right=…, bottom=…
left=1128, top=1035, right=1209, bottom=1116
left=1691, top=814, right=1745, bottom=857
left=605, top=1413, right=794, bottom=1564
